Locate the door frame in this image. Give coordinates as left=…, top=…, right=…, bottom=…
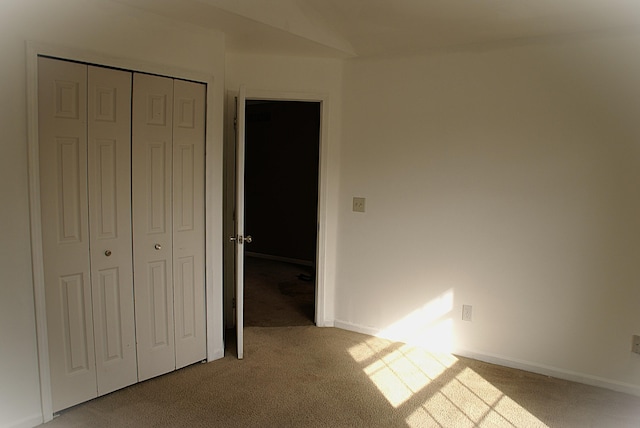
left=26, top=42, right=224, bottom=423
left=224, top=88, right=331, bottom=334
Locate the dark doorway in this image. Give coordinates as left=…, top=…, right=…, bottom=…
left=243, top=100, right=320, bottom=327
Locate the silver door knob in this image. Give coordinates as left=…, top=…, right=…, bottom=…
left=105, top=250, right=112, bottom=257
left=154, top=244, right=162, bottom=250
left=245, top=235, right=253, bottom=244
left=229, top=236, right=237, bottom=242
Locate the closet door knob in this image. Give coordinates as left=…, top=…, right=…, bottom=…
left=105, top=250, right=112, bottom=257
left=154, top=244, right=162, bottom=250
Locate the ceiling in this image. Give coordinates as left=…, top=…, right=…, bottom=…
left=115, top=0, right=640, bottom=58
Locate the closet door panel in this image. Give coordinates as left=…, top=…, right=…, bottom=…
left=173, top=80, right=206, bottom=368
left=38, top=57, right=97, bottom=412
left=88, top=66, right=137, bottom=395
left=132, top=73, right=176, bottom=381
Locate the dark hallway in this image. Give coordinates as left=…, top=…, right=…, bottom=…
left=244, top=257, right=315, bottom=327
left=242, top=100, right=320, bottom=328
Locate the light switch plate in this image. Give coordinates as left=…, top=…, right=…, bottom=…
left=353, top=197, right=365, bottom=213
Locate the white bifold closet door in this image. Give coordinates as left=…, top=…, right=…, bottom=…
left=132, top=73, right=206, bottom=382
left=87, top=66, right=138, bottom=396
left=38, top=57, right=206, bottom=411
left=38, top=57, right=137, bottom=412
left=171, top=79, right=206, bottom=370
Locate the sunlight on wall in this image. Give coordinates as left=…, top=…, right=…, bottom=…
left=377, top=290, right=454, bottom=353
left=349, top=338, right=547, bottom=427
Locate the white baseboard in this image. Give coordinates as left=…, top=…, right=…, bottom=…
left=452, top=348, right=640, bottom=397
left=334, top=320, right=380, bottom=337
left=316, top=320, right=335, bottom=328
left=2, top=413, right=42, bottom=428
left=245, top=252, right=313, bottom=267
left=333, top=319, right=640, bottom=397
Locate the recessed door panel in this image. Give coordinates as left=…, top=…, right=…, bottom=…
left=60, top=273, right=91, bottom=373
left=54, top=79, right=80, bottom=119
left=175, top=144, right=195, bottom=232
left=38, top=56, right=97, bottom=412
left=148, top=260, right=170, bottom=347
left=55, top=137, right=83, bottom=243
left=88, top=65, right=137, bottom=396
left=176, top=256, right=196, bottom=339
left=148, top=142, right=168, bottom=233
left=173, top=80, right=206, bottom=368
left=97, top=267, right=123, bottom=361
left=94, top=139, right=117, bottom=239
left=133, top=73, right=176, bottom=381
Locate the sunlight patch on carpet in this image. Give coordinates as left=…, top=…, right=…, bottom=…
left=406, top=367, right=548, bottom=427
left=349, top=339, right=547, bottom=427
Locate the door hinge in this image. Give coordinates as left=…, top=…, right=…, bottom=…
left=233, top=117, right=237, bottom=131
left=232, top=297, right=236, bottom=309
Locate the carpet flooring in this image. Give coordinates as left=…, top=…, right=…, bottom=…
left=38, top=260, right=640, bottom=427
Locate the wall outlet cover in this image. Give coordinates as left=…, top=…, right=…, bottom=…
left=462, top=304, right=472, bottom=322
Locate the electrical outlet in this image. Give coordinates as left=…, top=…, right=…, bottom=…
left=462, top=305, right=472, bottom=322
left=353, top=197, right=365, bottom=213
left=632, top=335, right=640, bottom=354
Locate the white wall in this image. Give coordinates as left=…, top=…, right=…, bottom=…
left=336, top=34, right=640, bottom=393
left=0, top=1, right=225, bottom=427
left=225, top=53, right=343, bottom=326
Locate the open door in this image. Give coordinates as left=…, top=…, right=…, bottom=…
left=232, top=86, right=248, bottom=359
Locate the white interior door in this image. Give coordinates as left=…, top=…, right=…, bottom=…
left=38, top=57, right=96, bottom=412
left=234, top=86, right=246, bottom=359
left=172, top=79, right=207, bottom=369
left=132, top=73, right=176, bottom=381
left=87, top=65, right=138, bottom=395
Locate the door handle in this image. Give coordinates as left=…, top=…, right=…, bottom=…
left=154, top=244, right=162, bottom=250
left=230, top=235, right=252, bottom=244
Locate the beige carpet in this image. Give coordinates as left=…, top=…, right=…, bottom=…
left=40, top=325, right=640, bottom=428
left=39, top=260, right=640, bottom=427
